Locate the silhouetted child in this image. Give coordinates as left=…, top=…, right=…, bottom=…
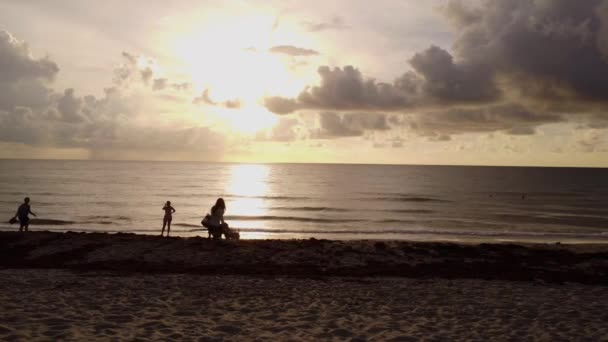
left=161, top=201, right=176, bottom=237
left=13, top=197, right=36, bottom=232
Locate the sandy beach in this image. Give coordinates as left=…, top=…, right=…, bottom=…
left=1, top=269, right=607, bottom=341
left=0, top=231, right=607, bottom=340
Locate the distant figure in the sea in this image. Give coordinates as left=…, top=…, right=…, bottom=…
left=201, top=198, right=239, bottom=240
left=161, top=201, right=176, bottom=237
left=12, top=197, right=36, bottom=232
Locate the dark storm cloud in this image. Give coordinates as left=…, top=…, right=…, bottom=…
left=273, top=66, right=412, bottom=114
left=264, top=0, right=608, bottom=138
left=408, top=103, right=563, bottom=138
left=440, top=0, right=482, bottom=28
left=313, top=112, right=391, bottom=138
left=262, top=59, right=492, bottom=116
left=264, top=96, right=300, bottom=115
left=409, top=45, right=499, bottom=103
left=445, top=0, right=608, bottom=103
left=269, top=45, right=319, bottom=56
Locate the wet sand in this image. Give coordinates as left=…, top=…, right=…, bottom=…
left=0, top=231, right=607, bottom=284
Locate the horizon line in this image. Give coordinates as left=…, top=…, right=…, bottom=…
left=0, top=157, right=606, bottom=169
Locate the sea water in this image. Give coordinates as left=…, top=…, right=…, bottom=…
left=1, top=160, right=607, bottom=243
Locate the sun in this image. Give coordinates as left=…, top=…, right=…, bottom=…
left=166, top=10, right=315, bottom=134
left=171, top=14, right=312, bottom=100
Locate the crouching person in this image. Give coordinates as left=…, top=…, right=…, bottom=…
left=202, top=198, right=239, bottom=240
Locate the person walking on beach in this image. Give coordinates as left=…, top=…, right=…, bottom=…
left=161, top=201, right=176, bottom=237
left=13, top=197, right=36, bottom=232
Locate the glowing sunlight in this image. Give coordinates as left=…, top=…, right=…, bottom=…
left=171, top=12, right=312, bottom=100
left=224, top=164, right=271, bottom=238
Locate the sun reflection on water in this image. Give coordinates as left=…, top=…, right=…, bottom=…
left=225, top=164, right=271, bottom=238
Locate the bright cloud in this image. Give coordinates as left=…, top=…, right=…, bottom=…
left=0, top=0, right=607, bottom=166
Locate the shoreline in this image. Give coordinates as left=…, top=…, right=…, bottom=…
left=3, top=224, right=608, bottom=245
left=1, top=231, right=606, bottom=285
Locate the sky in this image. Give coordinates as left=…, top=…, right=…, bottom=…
left=0, top=0, right=607, bottom=166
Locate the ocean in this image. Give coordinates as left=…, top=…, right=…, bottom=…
left=1, top=160, right=607, bottom=243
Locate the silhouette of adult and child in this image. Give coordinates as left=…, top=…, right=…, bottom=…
left=202, top=198, right=239, bottom=240
left=8, top=196, right=238, bottom=240
left=161, top=197, right=238, bottom=239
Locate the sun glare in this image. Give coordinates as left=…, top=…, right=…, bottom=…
left=171, top=13, right=311, bottom=98
left=224, top=164, right=271, bottom=238
left=167, top=10, right=315, bottom=134
left=221, top=105, right=279, bottom=134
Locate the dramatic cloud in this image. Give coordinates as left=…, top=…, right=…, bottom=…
left=0, top=30, right=59, bottom=83
left=256, top=117, right=302, bottom=142
left=408, top=45, right=499, bottom=103
left=193, top=89, right=241, bottom=109
left=56, top=88, right=85, bottom=123
left=265, top=0, right=608, bottom=139
left=264, top=96, right=300, bottom=115
left=408, top=103, right=563, bottom=138
left=0, top=30, right=58, bottom=111
left=444, top=0, right=608, bottom=103
left=0, top=30, right=224, bottom=156
left=268, top=66, right=412, bottom=114
left=262, top=59, right=495, bottom=116
left=0, top=107, right=46, bottom=145
left=114, top=52, right=190, bottom=92
left=313, top=112, right=391, bottom=138
left=269, top=45, right=319, bottom=56
left=303, top=16, right=349, bottom=32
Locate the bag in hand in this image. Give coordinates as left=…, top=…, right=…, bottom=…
left=9, top=217, right=17, bottom=224
left=201, top=214, right=211, bottom=228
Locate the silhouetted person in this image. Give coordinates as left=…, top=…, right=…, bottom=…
left=13, top=197, right=36, bottom=232
left=208, top=198, right=229, bottom=240
left=161, top=201, right=176, bottom=237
